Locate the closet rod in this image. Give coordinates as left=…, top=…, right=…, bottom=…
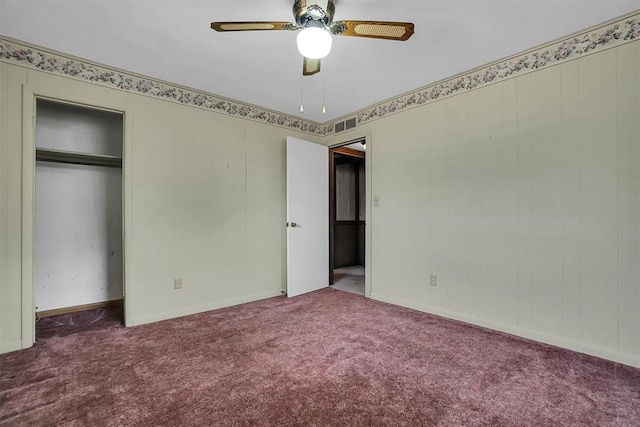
left=36, top=148, right=122, bottom=168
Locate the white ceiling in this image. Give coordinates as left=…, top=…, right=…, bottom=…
left=1, top=0, right=639, bottom=122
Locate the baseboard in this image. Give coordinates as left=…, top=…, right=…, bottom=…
left=128, top=290, right=283, bottom=327
left=370, top=292, right=640, bottom=369
left=36, top=299, right=123, bottom=318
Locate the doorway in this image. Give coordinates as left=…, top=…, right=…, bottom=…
left=34, top=99, right=125, bottom=337
left=329, top=140, right=366, bottom=296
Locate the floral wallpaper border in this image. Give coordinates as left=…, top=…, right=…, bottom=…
left=0, top=37, right=325, bottom=136
left=1, top=11, right=639, bottom=137
left=328, top=11, right=640, bottom=133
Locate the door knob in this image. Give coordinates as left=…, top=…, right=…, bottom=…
left=290, top=222, right=297, bottom=228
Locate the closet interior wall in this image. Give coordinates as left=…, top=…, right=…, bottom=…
left=35, top=100, right=124, bottom=313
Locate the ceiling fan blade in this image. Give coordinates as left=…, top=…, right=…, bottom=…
left=211, top=21, right=297, bottom=32
left=330, top=20, right=414, bottom=41
left=303, top=57, right=321, bottom=76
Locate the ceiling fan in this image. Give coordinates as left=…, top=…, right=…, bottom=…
left=211, top=0, right=414, bottom=76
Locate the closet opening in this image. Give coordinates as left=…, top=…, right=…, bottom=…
left=34, top=99, right=124, bottom=338
left=329, top=140, right=366, bottom=296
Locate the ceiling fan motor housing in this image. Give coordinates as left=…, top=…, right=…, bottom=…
left=293, top=0, right=335, bottom=28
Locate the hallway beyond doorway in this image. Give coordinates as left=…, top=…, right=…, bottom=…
left=331, top=265, right=364, bottom=296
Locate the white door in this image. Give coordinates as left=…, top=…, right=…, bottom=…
left=286, top=136, right=328, bottom=297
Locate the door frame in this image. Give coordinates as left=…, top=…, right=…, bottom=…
left=329, top=143, right=365, bottom=284
left=21, top=85, right=132, bottom=349
left=327, top=129, right=372, bottom=297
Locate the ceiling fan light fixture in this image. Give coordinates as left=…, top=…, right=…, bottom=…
left=297, top=27, right=332, bottom=59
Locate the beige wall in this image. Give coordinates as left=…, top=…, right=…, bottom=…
left=2, top=36, right=639, bottom=368
left=335, top=42, right=639, bottom=367
left=0, top=62, right=319, bottom=353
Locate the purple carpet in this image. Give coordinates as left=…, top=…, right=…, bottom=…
left=1, top=288, right=639, bottom=426
left=35, top=304, right=124, bottom=340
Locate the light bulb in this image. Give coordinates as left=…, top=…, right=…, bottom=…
left=299, top=104, right=304, bottom=113
left=322, top=106, right=327, bottom=114
left=297, top=27, right=332, bottom=59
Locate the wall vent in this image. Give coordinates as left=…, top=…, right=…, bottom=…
left=334, top=116, right=358, bottom=134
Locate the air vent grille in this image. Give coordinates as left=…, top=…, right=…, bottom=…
left=334, top=116, right=358, bottom=134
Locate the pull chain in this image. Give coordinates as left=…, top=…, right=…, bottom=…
left=299, top=75, right=304, bottom=113
left=322, top=73, right=327, bottom=115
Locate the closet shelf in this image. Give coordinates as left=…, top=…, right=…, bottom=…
left=36, top=148, right=122, bottom=168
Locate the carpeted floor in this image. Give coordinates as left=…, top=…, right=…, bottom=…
left=35, top=304, right=124, bottom=340
left=1, top=288, right=639, bottom=426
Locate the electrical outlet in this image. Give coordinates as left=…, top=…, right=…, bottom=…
left=174, top=278, right=182, bottom=290
left=430, top=275, right=437, bottom=287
